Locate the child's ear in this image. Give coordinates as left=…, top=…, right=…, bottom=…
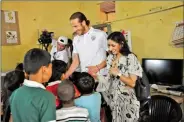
left=24, top=72, right=29, bottom=79
left=42, top=66, right=48, bottom=73
left=42, top=64, right=52, bottom=74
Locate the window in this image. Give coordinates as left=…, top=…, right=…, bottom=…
left=171, top=21, right=184, bottom=48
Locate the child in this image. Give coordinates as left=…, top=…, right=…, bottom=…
left=1, top=70, right=25, bottom=122
left=46, top=60, right=80, bottom=108
left=69, top=71, right=82, bottom=85
left=56, top=80, right=90, bottom=122
left=75, top=72, right=101, bottom=122
left=10, top=48, right=56, bottom=122
left=46, top=60, right=68, bottom=95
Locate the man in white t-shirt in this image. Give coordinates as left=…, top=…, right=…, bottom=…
left=64, top=12, right=108, bottom=79
left=50, top=36, right=71, bottom=64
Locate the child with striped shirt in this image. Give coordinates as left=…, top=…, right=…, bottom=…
left=56, top=80, right=90, bottom=122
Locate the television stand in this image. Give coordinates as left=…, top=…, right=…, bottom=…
left=167, top=85, right=184, bottom=93
left=156, top=82, right=175, bottom=86
left=151, top=88, right=184, bottom=104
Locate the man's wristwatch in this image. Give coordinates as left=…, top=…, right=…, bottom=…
left=116, top=73, right=121, bottom=79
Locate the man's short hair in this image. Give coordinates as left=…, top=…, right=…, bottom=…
left=23, top=48, right=51, bottom=75
left=57, top=80, right=75, bottom=103
left=70, top=12, right=90, bottom=26
left=76, top=72, right=95, bottom=95
left=49, top=60, right=67, bottom=82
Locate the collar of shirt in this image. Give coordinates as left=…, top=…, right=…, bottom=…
left=77, top=27, right=94, bottom=38
left=47, top=80, right=61, bottom=86
left=23, top=79, right=46, bottom=89
left=59, top=106, right=78, bottom=110
left=85, top=27, right=94, bottom=35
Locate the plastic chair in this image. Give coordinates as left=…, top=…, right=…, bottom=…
left=149, top=95, right=182, bottom=122
left=139, top=99, right=150, bottom=122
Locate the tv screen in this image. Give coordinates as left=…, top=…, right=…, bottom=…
left=142, top=58, right=183, bottom=85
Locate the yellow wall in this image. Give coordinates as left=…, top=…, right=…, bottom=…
left=113, top=1, right=183, bottom=61
left=1, top=1, right=183, bottom=72
left=1, top=1, right=81, bottom=72
left=81, top=1, right=183, bottom=61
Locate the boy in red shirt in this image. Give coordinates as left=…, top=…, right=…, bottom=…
left=46, top=60, right=80, bottom=108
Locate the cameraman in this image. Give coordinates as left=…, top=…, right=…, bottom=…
left=50, top=36, right=71, bottom=64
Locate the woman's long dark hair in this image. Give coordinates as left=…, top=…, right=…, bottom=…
left=1, top=70, right=25, bottom=122
left=107, top=31, right=132, bottom=56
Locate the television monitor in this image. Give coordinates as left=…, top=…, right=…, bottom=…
left=142, top=58, right=183, bottom=85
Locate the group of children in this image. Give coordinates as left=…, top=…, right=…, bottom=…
left=1, top=48, right=102, bottom=122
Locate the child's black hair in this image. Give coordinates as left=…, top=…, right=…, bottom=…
left=15, top=63, right=24, bottom=71
left=23, top=48, right=51, bottom=75
left=75, top=72, right=95, bottom=95
left=48, top=60, right=67, bottom=83
left=1, top=70, right=25, bottom=122
left=69, top=72, right=82, bottom=84
left=57, top=80, right=75, bottom=104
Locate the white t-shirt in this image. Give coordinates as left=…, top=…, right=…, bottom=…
left=50, top=39, right=57, bottom=59
left=50, top=48, right=69, bottom=64
left=73, top=27, right=108, bottom=75
left=66, top=47, right=72, bottom=59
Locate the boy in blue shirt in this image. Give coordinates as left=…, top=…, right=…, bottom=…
left=75, top=72, right=101, bottom=122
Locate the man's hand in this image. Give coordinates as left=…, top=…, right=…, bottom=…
left=87, top=65, right=99, bottom=80
left=88, top=71, right=98, bottom=80
left=62, top=53, right=79, bottom=80
left=60, top=74, right=67, bottom=81
left=87, top=66, right=99, bottom=74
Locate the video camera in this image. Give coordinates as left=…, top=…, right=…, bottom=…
left=38, top=30, right=53, bottom=51
left=38, top=30, right=52, bottom=44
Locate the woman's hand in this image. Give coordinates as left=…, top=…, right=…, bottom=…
left=109, top=67, right=120, bottom=76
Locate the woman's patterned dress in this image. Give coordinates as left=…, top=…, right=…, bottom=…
left=97, top=54, right=143, bottom=122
